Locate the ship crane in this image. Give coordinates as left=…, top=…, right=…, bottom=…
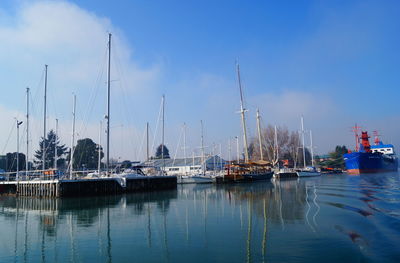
left=373, top=130, right=381, bottom=145
left=352, top=124, right=362, bottom=152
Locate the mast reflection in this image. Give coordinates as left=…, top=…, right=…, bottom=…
left=0, top=189, right=177, bottom=262
left=0, top=180, right=321, bottom=262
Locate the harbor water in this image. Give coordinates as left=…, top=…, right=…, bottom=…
left=0, top=173, right=399, bottom=262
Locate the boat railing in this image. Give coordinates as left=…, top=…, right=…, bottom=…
left=0, top=169, right=63, bottom=182
left=0, top=169, right=124, bottom=182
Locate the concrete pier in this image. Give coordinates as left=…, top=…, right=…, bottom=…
left=0, top=176, right=177, bottom=197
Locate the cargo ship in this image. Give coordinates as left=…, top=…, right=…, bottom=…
left=343, top=130, right=398, bottom=174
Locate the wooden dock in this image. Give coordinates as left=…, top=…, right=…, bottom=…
left=0, top=176, right=177, bottom=197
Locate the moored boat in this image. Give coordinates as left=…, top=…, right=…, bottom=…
left=177, top=175, right=214, bottom=184
left=344, top=131, right=398, bottom=174
left=296, top=168, right=321, bottom=177
left=225, top=63, right=273, bottom=183
left=273, top=168, right=298, bottom=179
left=224, top=162, right=273, bottom=182
left=296, top=116, right=321, bottom=177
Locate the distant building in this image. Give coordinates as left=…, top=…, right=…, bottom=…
left=142, top=155, right=226, bottom=176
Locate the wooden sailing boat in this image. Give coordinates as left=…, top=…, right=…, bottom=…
left=223, top=63, right=273, bottom=182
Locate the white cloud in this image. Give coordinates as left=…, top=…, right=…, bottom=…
left=0, top=1, right=160, bottom=93
left=245, top=90, right=338, bottom=153
left=0, top=105, right=26, bottom=155
left=0, top=1, right=161, bottom=161
left=249, top=90, right=335, bottom=125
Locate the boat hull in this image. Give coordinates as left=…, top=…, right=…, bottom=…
left=241, top=171, right=274, bottom=181
left=224, top=171, right=273, bottom=182
left=178, top=176, right=214, bottom=184
left=273, top=172, right=298, bottom=179
left=344, top=152, right=398, bottom=175
left=296, top=171, right=321, bottom=177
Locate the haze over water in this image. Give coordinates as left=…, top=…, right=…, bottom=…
left=0, top=173, right=399, bottom=262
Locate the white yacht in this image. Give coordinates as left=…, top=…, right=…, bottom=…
left=177, top=174, right=214, bottom=184
left=297, top=116, right=321, bottom=177
left=296, top=167, right=321, bottom=177
left=273, top=168, right=298, bottom=179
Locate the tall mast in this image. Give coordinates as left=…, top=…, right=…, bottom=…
left=146, top=122, right=149, bottom=161
left=16, top=120, right=19, bottom=180
left=106, top=33, right=111, bottom=174
left=213, top=143, right=216, bottom=171
left=228, top=137, right=232, bottom=163
left=26, top=87, right=29, bottom=176
left=98, top=121, right=102, bottom=173
left=183, top=123, right=187, bottom=171
left=309, top=130, right=315, bottom=167
left=192, top=151, right=195, bottom=169
left=54, top=119, right=58, bottom=170
left=256, top=109, right=264, bottom=161
left=274, top=125, right=278, bottom=165
left=373, top=130, right=380, bottom=145
left=352, top=124, right=361, bottom=152
left=219, top=143, right=222, bottom=171
left=16, top=119, right=23, bottom=181
left=161, top=95, right=165, bottom=170
left=301, top=116, right=306, bottom=168
left=235, top=136, right=240, bottom=163
left=200, top=120, right=205, bottom=175
left=43, top=64, right=48, bottom=171
left=236, top=63, right=249, bottom=163
left=70, top=94, right=76, bottom=179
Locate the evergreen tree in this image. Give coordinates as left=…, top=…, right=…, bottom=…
left=121, top=160, right=132, bottom=169
left=5, top=152, right=26, bottom=172
left=317, top=145, right=348, bottom=169
left=34, top=130, right=67, bottom=169
left=71, top=138, right=103, bottom=169
left=155, top=144, right=170, bottom=159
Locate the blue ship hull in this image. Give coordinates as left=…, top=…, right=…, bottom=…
left=343, top=152, right=398, bottom=174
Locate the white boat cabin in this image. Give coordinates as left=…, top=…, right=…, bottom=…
left=142, top=155, right=226, bottom=176
left=370, top=144, right=395, bottom=155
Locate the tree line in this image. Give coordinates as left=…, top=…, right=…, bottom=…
left=246, top=125, right=348, bottom=168
left=247, top=125, right=312, bottom=167
left=0, top=125, right=346, bottom=172
left=0, top=130, right=102, bottom=172
left=0, top=129, right=171, bottom=172
left=316, top=145, right=348, bottom=169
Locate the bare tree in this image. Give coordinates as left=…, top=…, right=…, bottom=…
left=249, top=125, right=307, bottom=167
left=287, top=131, right=301, bottom=167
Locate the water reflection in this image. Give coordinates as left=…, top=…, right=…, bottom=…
left=0, top=190, right=177, bottom=263
left=0, top=181, right=311, bottom=263
left=177, top=180, right=311, bottom=262
left=1, top=173, right=399, bottom=262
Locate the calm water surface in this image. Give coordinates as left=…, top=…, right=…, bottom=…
left=0, top=173, right=399, bottom=262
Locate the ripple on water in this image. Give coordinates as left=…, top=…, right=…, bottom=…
left=0, top=173, right=399, bottom=262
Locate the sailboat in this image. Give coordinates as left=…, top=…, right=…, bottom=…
left=223, top=63, right=273, bottom=182
left=178, top=121, right=214, bottom=184
left=273, top=125, right=298, bottom=179
left=103, top=33, right=143, bottom=179
left=296, top=116, right=320, bottom=177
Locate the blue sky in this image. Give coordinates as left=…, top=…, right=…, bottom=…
left=0, top=0, right=399, bottom=161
